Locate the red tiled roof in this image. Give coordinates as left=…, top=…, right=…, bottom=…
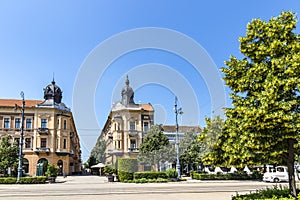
left=0, top=99, right=43, bottom=107
left=161, top=125, right=202, bottom=133
left=141, top=103, right=154, bottom=111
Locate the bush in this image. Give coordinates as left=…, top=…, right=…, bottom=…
left=165, top=168, right=178, bottom=179
left=45, top=164, right=59, bottom=177
left=0, top=177, right=17, bottom=184
left=117, top=158, right=138, bottom=182
left=191, top=171, right=262, bottom=181
left=18, top=176, right=47, bottom=184
left=232, top=186, right=298, bottom=200
left=118, top=170, right=133, bottom=182
left=103, top=166, right=116, bottom=175
left=0, top=176, right=47, bottom=184
left=134, top=171, right=168, bottom=180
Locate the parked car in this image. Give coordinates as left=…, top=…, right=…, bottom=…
left=263, top=166, right=298, bottom=183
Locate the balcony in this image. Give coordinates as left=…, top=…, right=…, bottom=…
left=38, top=128, right=49, bottom=135
left=128, top=147, right=139, bottom=152
left=128, top=130, right=138, bottom=137
left=35, top=148, right=50, bottom=153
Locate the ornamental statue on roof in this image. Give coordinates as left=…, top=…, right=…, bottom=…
left=121, top=75, right=135, bottom=106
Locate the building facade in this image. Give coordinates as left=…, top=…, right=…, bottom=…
left=0, top=80, right=81, bottom=176
left=100, top=76, right=154, bottom=167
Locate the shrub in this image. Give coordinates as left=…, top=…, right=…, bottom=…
left=191, top=171, right=261, bottom=181
left=165, top=168, right=178, bottom=179
left=0, top=177, right=16, bottom=184
left=103, top=166, right=116, bottom=175
left=134, top=171, right=168, bottom=180
left=156, top=178, right=168, bottom=183
left=0, top=176, right=47, bottom=184
left=232, top=186, right=296, bottom=200
left=45, top=164, right=59, bottom=177
left=118, top=170, right=133, bottom=182
left=18, top=176, right=47, bottom=184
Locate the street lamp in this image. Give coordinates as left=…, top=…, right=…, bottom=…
left=174, top=96, right=183, bottom=179
left=15, top=91, right=25, bottom=183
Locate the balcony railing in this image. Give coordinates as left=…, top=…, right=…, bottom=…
left=38, top=128, right=49, bottom=134
left=128, top=130, right=138, bottom=137
left=35, top=148, right=50, bottom=153
left=128, top=147, right=139, bottom=152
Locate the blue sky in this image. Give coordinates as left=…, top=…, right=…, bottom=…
left=0, top=1, right=299, bottom=162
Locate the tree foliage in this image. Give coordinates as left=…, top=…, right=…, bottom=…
left=0, top=135, right=19, bottom=176
left=138, top=125, right=175, bottom=171
left=179, top=130, right=202, bottom=170
left=219, top=11, right=300, bottom=196
left=90, top=139, right=107, bottom=165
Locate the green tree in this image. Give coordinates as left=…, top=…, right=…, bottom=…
left=179, top=130, right=201, bottom=171
left=221, top=11, right=300, bottom=197
left=91, top=139, right=107, bottom=164
left=0, top=135, right=19, bottom=176
left=138, top=125, right=175, bottom=171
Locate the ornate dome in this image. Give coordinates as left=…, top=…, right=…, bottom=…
left=121, top=75, right=135, bottom=105
left=43, top=79, right=62, bottom=104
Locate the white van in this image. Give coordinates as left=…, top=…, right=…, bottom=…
left=263, top=166, right=298, bottom=182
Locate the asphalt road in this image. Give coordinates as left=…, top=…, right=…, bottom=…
left=0, top=176, right=290, bottom=200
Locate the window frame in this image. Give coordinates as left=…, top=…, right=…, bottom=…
left=41, top=119, right=48, bottom=129
left=129, top=121, right=135, bottom=131
left=40, top=138, right=47, bottom=148
left=26, top=118, right=32, bottom=129
left=15, top=118, right=21, bottom=129
left=4, top=118, right=10, bottom=128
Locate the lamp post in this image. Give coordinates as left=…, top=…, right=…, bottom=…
left=174, top=96, right=183, bottom=179
left=16, top=91, right=25, bottom=183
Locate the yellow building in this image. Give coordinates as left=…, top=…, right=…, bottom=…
left=100, top=76, right=154, bottom=167
left=0, top=80, right=81, bottom=176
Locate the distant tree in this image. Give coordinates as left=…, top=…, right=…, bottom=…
left=179, top=130, right=201, bottom=171
left=201, top=116, right=224, bottom=163
left=220, top=11, right=300, bottom=197
left=138, top=125, right=175, bottom=171
left=0, top=135, right=18, bottom=176
left=91, top=139, right=107, bottom=164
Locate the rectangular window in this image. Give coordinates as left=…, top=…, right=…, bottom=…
left=129, top=122, right=135, bottom=130
left=63, top=139, right=67, bottom=149
left=57, top=119, right=60, bottom=129
left=26, top=118, right=32, bottom=129
left=63, top=120, right=67, bottom=130
left=118, top=123, right=121, bottom=131
left=25, top=138, right=31, bottom=148
left=4, top=118, right=10, bottom=128
left=15, top=118, right=21, bottom=129
left=143, top=122, right=149, bottom=132
left=41, top=138, right=47, bottom=148
left=41, top=119, right=47, bottom=128
left=117, top=140, right=121, bottom=149
left=130, top=139, right=136, bottom=149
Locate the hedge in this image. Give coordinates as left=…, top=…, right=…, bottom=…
left=232, top=187, right=298, bottom=200
left=0, top=176, right=47, bottom=184
left=191, top=171, right=262, bottom=180
left=118, top=171, right=134, bottom=182
left=117, top=158, right=138, bottom=182
left=134, top=171, right=168, bottom=180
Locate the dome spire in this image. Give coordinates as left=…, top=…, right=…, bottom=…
left=43, top=79, right=62, bottom=104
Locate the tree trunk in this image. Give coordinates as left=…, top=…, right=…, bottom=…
left=287, top=138, right=297, bottom=199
